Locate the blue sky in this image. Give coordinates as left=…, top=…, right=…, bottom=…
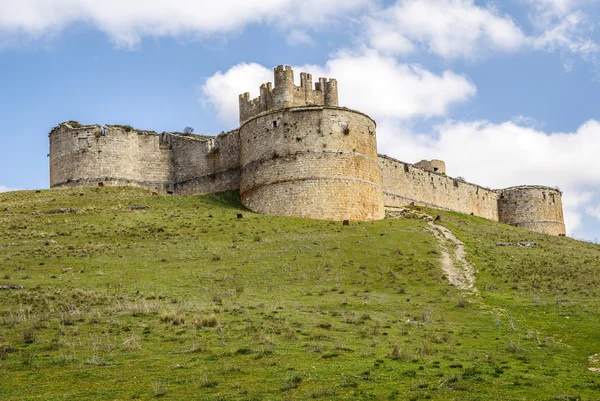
left=1, top=0, right=600, bottom=240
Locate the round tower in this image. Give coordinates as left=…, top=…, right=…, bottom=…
left=497, top=186, right=566, bottom=236
left=239, top=106, right=385, bottom=221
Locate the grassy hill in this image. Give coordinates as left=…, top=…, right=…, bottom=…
left=1, top=187, right=599, bottom=400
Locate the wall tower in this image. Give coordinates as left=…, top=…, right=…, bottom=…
left=497, top=186, right=566, bottom=236
left=238, top=66, right=384, bottom=221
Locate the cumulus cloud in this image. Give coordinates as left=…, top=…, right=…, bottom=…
left=366, top=0, right=527, bottom=59
left=377, top=119, right=600, bottom=235
left=202, top=62, right=272, bottom=126
left=365, top=0, right=599, bottom=63
left=2, top=0, right=598, bottom=65
left=0, top=0, right=369, bottom=47
left=201, top=52, right=476, bottom=127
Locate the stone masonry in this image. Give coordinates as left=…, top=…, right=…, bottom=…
left=49, top=65, right=566, bottom=236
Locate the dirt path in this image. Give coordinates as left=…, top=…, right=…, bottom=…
left=590, top=354, right=600, bottom=372
left=428, top=221, right=477, bottom=293
left=386, top=207, right=477, bottom=292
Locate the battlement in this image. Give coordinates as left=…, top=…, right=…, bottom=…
left=239, top=65, right=339, bottom=125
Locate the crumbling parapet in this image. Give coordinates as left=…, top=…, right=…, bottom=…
left=49, top=122, right=174, bottom=193
left=239, top=65, right=339, bottom=125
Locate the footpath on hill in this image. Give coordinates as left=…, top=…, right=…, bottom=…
left=387, top=207, right=477, bottom=293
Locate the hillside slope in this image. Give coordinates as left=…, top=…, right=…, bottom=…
left=0, top=187, right=599, bottom=400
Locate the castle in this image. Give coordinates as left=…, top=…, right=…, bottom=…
left=48, top=65, right=566, bottom=236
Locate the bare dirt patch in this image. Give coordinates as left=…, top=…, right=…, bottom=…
left=589, top=354, right=600, bottom=372
left=428, top=221, right=477, bottom=292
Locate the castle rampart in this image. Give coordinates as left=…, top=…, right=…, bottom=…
left=239, top=106, right=384, bottom=221
left=379, top=155, right=499, bottom=221
left=49, top=65, right=566, bottom=236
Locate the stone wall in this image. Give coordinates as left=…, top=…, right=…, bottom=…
left=49, top=123, right=173, bottom=193
left=168, top=131, right=240, bottom=195
left=379, top=155, right=499, bottom=221
left=239, top=65, right=338, bottom=125
left=497, top=186, right=566, bottom=236
left=239, top=106, right=385, bottom=221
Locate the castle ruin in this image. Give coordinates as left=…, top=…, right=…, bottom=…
left=48, top=65, right=566, bottom=236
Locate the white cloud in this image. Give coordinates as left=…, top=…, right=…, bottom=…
left=366, top=0, right=527, bottom=59
left=0, top=0, right=369, bottom=48
left=365, top=0, right=599, bottom=63
left=377, top=119, right=600, bottom=235
left=532, top=11, right=600, bottom=57
left=301, top=52, right=477, bottom=119
left=287, top=29, right=313, bottom=46
left=528, top=0, right=592, bottom=19
left=528, top=0, right=600, bottom=60
left=201, top=62, right=272, bottom=127
left=586, top=202, right=600, bottom=220
left=0, top=185, right=17, bottom=193
left=201, top=52, right=476, bottom=126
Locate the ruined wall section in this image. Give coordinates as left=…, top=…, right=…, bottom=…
left=239, top=106, right=384, bottom=221
left=124, top=127, right=173, bottom=187
left=379, top=155, right=499, bottom=221
left=497, top=186, right=566, bottom=236
left=49, top=123, right=173, bottom=193
left=239, top=66, right=338, bottom=125
left=168, top=131, right=240, bottom=195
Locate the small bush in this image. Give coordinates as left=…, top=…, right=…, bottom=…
left=200, top=380, right=218, bottom=389
left=152, top=379, right=166, bottom=397
left=22, top=327, right=36, bottom=344
left=456, top=298, right=469, bottom=308
left=281, top=374, right=303, bottom=391
left=193, top=315, right=218, bottom=328
left=160, top=312, right=185, bottom=325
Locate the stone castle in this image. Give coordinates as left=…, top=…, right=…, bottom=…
left=48, top=65, right=566, bottom=236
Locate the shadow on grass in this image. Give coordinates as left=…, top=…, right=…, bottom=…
left=203, top=191, right=247, bottom=210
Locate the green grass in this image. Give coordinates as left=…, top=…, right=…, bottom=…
left=0, top=187, right=599, bottom=400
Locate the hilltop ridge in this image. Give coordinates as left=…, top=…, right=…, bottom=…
left=0, top=187, right=598, bottom=400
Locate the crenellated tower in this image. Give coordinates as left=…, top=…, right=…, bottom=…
left=238, top=66, right=384, bottom=221
left=239, top=65, right=339, bottom=125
